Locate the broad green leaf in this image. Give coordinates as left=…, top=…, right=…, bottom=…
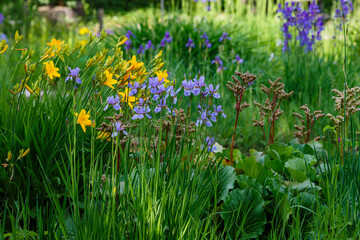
left=221, top=188, right=266, bottom=239
left=285, top=158, right=308, bottom=182
left=236, top=156, right=273, bottom=185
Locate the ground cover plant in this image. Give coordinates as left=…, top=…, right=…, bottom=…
left=1, top=0, right=360, bottom=239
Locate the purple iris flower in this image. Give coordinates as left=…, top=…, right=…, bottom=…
left=186, top=38, right=195, bottom=48
left=152, top=84, right=167, bottom=101
left=204, top=39, right=212, bottom=48
left=125, top=30, right=135, bottom=50
left=232, top=55, right=244, bottom=64
left=219, top=32, right=231, bottom=42
left=0, top=33, right=7, bottom=42
left=66, top=67, right=82, bottom=84
left=0, top=13, right=4, bottom=24
left=211, top=56, right=223, bottom=65
left=132, top=106, right=152, bottom=120
left=137, top=45, right=144, bottom=54
left=129, top=81, right=146, bottom=96
left=205, top=84, right=220, bottom=98
left=334, top=0, right=353, bottom=30
left=200, top=33, right=209, bottom=39
left=106, top=29, right=114, bottom=35
left=212, top=105, right=226, bottom=118
left=112, top=121, right=128, bottom=137
left=181, top=79, right=195, bottom=96
left=192, top=76, right=206, bottom=95
left=160, top=31, right=173, bottom=47
left=203, top=137, right=217, bottom=152
left=145, top=40, right=155, bottom=50
left=104, top=95, right=121, bottom=111
left=196, top=109, right=212, bottom=127
left=163, top=31, right=173, bottom=43
left=165, top=86, right=181, bottom=104
left=149, top=77, right=163, bottom=89
left=154, top=97, right=171, bottom=113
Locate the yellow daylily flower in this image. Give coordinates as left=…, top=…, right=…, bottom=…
left=75, top=109, right=92, bottom=133
left=118, top=88, right=136, bottom=109
left=156, top=69, right=170, bottom=83
left=96, top=131, right=111, bottom=141
left=18, top=148, right=30, bottom=159
left=118, top=37, right=128, bottom=46
left=47, top=39, right=62, bottom=48
left=44, top=61, right=60, bottom=80
left=0, top=44, right=8, bottom=54
left=6, top=151, right=12, bottom=162
left=79, top=27, right=91, bottom=35
left=129, top=55, right=144, bottom=70
left=102, top=70, right=118, bottom=89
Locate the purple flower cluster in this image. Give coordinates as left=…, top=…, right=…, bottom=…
left=160, top=31, right=173, bottom=47
left=277, top=1, right=324, bottom=52
left=219, top=32, right=231, bottom=42
left=200, top=33, right=212, bottom=48
left=186, top=38, right=195, bottom=48
left=335, top=0, right=353, bottom=30
left=0, top=33, right=7, bottom=42
left=196, top=104, right=225, bottom=128
left=145, top=40, right=155, bottom=50
left=232, top=55, right=244, bottom=64
left=66, top=67, right=82, bottom=84
left=112, top=121, right=128, bottom=137
left=0, top=13, right=4, bottom=24
left=202, top=137, right=217, bottom=152
left=104, top=95, right=121, bottom=111
left=125, top=30, right=135, bottom=50
left=211, top=56, right=226, bottom=72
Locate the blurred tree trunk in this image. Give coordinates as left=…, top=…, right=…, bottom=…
left=97, top=8, right=104, bottom=32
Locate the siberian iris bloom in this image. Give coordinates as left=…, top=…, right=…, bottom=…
left=137, top=45, right=144, bottom=54
left=129, top=81, right=146, bottom=96
left=154, top=97, right=170, bottom=113
left=132, top=106, right=152, bottom=120
left=0, top=13, right=4, bottom=24
left=0, top=33, right=8, bottom=42
left=192, top=76, right=206, bottom=95
left=163, top=31, right=173, bottom=43
left=66, top=67, right=82, bottom=84
left=196, top=109, right=212, bottom=127
left=125, top=30, right=135, bottom=50
left=145, top=40, right=155, bottom=50
left=112, top=121, right=128, bottom=137
left=204, top=39, right=212, bottom=48
left=219, top=32, right=231, bottom=42
left=212, top=105, right=226, bottom=118
left=335, top=0, right=353, bottom=30
left=156, top=70, right=170, bottom=83
left=181, top=79, right=195, bottom=96
left=104, top=95, right=121, bottom=111
left=211, top=56, right=223, bottom=65
left=205, top=84, right=220, bottom=98
left=102, top=70, right=117, bottom=89
left=44, top=61, right=60, bottom=80
left=165, top=86, right=181, bottom=104
left=232, top=55, right=244, bottom=64
left=75, top=109, right=92, bottom=133
left=186, top=38, right=195, bottom=48
left=203, top=137, right=217, bottom=152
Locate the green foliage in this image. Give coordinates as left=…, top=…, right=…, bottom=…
left=221, top=188, right=266, bottom=239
